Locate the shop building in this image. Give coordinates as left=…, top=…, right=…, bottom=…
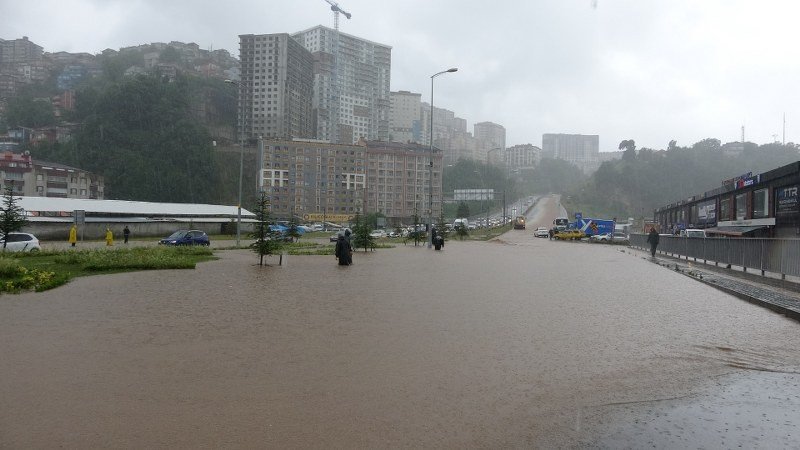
left=654, top=161, right=800, bottom=237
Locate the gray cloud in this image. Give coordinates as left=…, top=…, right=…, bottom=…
left=3, top=0, right=798, bottom=150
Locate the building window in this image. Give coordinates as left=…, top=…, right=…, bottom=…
left=720, top=197, right=731, bottom=221
left=753, top=189, right=768, bottom=218
left=735, top=193, right=747, bottom=220
left=80, top=189, right=86, bottom=196
left=36, top=174, right=43, bottom=181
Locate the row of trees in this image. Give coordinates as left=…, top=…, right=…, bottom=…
left=565, top=139, right=800, bottom=219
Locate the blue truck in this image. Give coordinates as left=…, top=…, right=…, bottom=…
left=570, top=214, right=615, bottom=237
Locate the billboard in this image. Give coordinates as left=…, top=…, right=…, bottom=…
left=776, top=185, right=799, bottom=217
left=696, top=200, right=716, bottom=226
left=453, top=189, right=494, bottom=201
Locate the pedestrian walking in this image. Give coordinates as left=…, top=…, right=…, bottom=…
left=647, top=227, right=660, bottom=257
left=123, top=225, right=130, bottom=244
left=69, top=224, right=77, bottom=247
left=335, top=234, right=352, bottom=265
left=105, top=228, right=114, bottom=246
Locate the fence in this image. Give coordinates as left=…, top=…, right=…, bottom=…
left=630, top=234, right=800, bottom=279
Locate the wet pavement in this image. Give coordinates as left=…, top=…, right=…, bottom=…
left=1, top=195, right=799, bottom=448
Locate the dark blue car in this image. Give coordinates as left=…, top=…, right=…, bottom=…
left=159, top=230, right=210, bottom=246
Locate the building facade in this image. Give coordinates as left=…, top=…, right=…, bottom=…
left=541, top=133, right=600, bottom=173
left=260, top=139, right=442, bottom=225
left=239, top=34, right=315, bottom=140
left=1, top=151, right=104, bottom=199
left=506, top=144, right=541, bottom=173
left=389, top=90, right=422, bottom=144
left=362, top=140, right=443, bottom=224
left=291, top=26, right=391, bottom=145
left=473, top=121, right=506, bottom=162
left=653, top=161, right=800, bottom=238
left=261, top=139, right=366, bottom=220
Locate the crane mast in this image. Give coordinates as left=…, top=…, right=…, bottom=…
left=321, top=0, right=351, bottom=143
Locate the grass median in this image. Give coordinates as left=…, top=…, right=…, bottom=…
left=0, top=246, right=216, bottom=294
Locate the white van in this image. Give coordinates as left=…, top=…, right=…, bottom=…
left=680, top=228, right=706, bottom=238
left=453, top=218, right=469, bottom=229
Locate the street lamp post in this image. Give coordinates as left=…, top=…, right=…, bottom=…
left=225, top=79, right=245, bottom=247
left=428, top=67, right=458, bottom=249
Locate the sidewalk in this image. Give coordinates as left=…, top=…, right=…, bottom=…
left=628, top=247, right=800, bottom=323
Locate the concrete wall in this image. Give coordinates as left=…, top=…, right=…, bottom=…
left=23, top=221, right=253, bottom=241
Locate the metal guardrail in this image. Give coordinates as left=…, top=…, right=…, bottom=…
left=630, top=234, right=800, bottom=279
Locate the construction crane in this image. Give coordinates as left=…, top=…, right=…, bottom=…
left=324, top=0, right=351, bottom=31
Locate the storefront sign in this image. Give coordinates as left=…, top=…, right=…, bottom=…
left=776, top=185, right=799, bottom=217
left=302, top=213, right=355, bottom=223
left=736, top=174, right=760, bottom=189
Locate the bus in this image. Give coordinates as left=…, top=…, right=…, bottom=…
left=513, top=216, right=526, bottom=230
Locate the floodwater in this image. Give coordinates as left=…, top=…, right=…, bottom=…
left=1, top=195, right=799, bottom=448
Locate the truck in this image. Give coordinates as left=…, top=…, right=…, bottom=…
left=570, top=217, right=615, bottom=237
left=513, top=216, right=526, bottom=230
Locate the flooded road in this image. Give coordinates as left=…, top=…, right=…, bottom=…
left=2, top=195, right=799, bottom=448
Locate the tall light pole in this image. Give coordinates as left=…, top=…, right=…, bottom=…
left=428, top=67, right=458, bottom=248
left=225, top=79, right=245, bottom=247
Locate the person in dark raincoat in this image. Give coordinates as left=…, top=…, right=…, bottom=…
left=335, top=233, right=352, bottom=265
left=647, top=227, right=660, bottom=257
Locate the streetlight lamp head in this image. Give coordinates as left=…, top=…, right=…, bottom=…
left=447, top=68, right=458, bottom=73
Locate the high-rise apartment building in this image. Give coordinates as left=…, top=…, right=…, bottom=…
left=238, top=34, right=314, bottom=140
left=260, top=139, right=442, bottom=225
left=506, top=144, right=540, bottom=173
left=389, top=90, right=422, bottom=144
left=363, top=140, right=443, bottom=223
left=292, top=26, right=391, bottom=145
left=0, top=37, right=43, bottom=65
left=541, top=133, right=599, bottom=173
left=261, top=139, right=366, bottom=220
left=474, top=122, right=506, bottom=162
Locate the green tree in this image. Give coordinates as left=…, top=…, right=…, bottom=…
left=351, top=213, right=376, bottom=252
left=435, top=213, right=449, bottom=240
left=249, top=192, right=283, bottom=266
left=456, top=201, right=470, bottom=218
left=69, top=74, right=219, bottom=202
left=454, top=223, right=469, bottom=240
left=619, top=139, right=637, bottom=161
left=286, top=215, right=302, bottom=242
left=5, top=96, right=57, bottom=128
left=0, top=185, right=28, bottom=251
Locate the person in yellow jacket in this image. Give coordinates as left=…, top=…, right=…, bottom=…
left=105, top=228, right=114, bottom=246
left=69, top=225, right=77, bottom=247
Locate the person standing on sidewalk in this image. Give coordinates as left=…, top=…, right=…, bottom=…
left=647, top=227, right=660, bottom=257
left=123, top=226, right=130, bottom=244
left=68, top=224, right=77, bottom=247
left=105, top=228, right=114, bottom=246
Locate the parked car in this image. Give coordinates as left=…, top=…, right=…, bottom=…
left=589, top=232, right=612, bottom=243
left=159, top=230, right=210, bottom=246
left=534, top=227, right=549, bottom=238
left=612, top=231, right=630, bottom=243
left=369, top=230, right=386, bottom=238
left=0, top=232, right=41, bottom=252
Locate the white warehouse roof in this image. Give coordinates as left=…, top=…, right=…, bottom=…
left=16, top=196, right=255, bottom=219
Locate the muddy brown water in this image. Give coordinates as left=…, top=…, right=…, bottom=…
left=2, top=196, right=799, bottom=448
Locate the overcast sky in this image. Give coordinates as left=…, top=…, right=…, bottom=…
left=3, top=0, right=799, bottom=151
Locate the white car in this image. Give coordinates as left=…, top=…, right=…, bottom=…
left=534, top=227, right=549, bottom=238
left=589, top=232, right=612, bottom=243
left=0, top=232, right=41, bottom=252
left=369, top=230, right=386, bottom=238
